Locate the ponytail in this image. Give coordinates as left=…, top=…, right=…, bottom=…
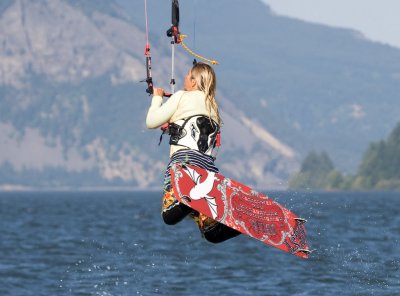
left=190, top=63, right=221, bottom=125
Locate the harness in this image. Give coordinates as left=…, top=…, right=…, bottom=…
left=161, top=115, right=221, bottom=158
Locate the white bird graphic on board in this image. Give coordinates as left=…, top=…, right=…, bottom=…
left=181, top=165, right=218, bottom=219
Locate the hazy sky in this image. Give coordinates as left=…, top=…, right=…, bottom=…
left=262, top=0, right=400, bottom=48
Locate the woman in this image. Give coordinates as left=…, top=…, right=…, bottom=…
left=146, top=62, right=240, bottom=243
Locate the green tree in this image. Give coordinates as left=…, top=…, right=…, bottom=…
left=289, top=151, right=339, bottom=190
left=324, top=170, right=344, bottom=190
left=300, top=151, right=334, bottom=175
left=357, top=122, right=400, bottom=189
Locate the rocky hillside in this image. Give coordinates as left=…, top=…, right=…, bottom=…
left=117, top=0, right=400, bottom=173
left=0, top=0, right=297, bottom=189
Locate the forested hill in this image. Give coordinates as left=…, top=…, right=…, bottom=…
left=1, top=0, right=400, bottom=190
left=289, top=122, right=400, bottom=191
left=356, top=122, right=400, bottom=190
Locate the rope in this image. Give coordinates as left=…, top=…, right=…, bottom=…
left=144, top=0, right=150, bottom=52
left=179, top=35, right=219, bottom=65
left=143, top=0, right=153, bottom=94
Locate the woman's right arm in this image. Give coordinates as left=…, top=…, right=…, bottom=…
left=146, top=90, right=184, bottom=129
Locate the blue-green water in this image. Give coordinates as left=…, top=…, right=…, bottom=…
left=0, top=191, right=399, bottom=295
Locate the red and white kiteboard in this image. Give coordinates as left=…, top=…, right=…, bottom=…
left=170, top=163, right=310, bottom=259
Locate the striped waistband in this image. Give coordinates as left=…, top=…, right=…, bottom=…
left=167, top=149, right=219, bottom=173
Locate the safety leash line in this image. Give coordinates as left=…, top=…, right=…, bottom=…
left=179, top=35, right=219, bottom=65
left=143, top=0, right=153, bottom=94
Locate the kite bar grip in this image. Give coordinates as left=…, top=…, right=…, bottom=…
left=144, top=86, right=171, bottom=98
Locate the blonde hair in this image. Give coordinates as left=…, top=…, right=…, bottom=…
left=190, top=63, right=221, bottom=125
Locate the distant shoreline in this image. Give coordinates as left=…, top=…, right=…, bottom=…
left=0, top=185, right=399, bottom=194
left=0, top=185, right=163, bottom=193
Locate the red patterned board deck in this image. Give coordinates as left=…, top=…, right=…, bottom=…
left=170, top=163, right=310, bottom=259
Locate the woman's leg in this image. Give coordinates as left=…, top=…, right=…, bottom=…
left=161, top=162, right=192, bottom=225
left=193, top=213, right=241, bottom=243
left=162, top=188, right=193, bottom=225
left=203, top=222, right=241, bottom=243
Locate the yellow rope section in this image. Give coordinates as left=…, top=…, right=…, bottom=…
left=179, top=34, right=219, bottom=65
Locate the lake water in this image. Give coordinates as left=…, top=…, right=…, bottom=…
left=0, top=191, right=399, bottom=295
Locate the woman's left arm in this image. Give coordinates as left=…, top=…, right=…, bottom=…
left=146, top=90, right=184, bottom=128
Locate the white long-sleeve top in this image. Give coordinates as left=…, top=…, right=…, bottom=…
left=146, top=90, right=218, bottom=156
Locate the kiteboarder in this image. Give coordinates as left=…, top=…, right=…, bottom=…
left=146, top=62, right=240, bottom=243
